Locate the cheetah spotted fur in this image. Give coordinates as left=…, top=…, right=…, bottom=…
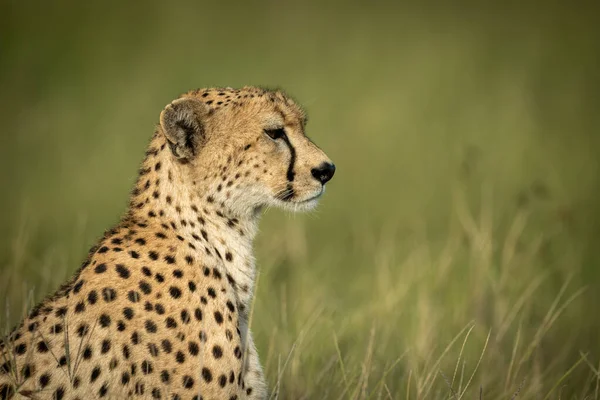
left=0, top=86, right=335, bottom=400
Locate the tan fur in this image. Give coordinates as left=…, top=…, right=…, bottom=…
left=0, top=86, right=334, bottom=400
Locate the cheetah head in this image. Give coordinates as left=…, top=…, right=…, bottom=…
left=159, top=87, right=335, bottom=216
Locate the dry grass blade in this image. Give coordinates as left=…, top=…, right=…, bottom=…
left=333, top=331, right=349, bottom=387
left=509, top=378, right=526, bottom=400
left=438, top=369, right=459, bottom=399
left=458, top=328, right=491, bottom=399
left=420, top=321, right=475, bottom=398
left=543, top=354, right=586, bottom=400
left=452, top=323, right=476, bottom=390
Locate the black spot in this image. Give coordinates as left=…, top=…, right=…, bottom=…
left=14, top=343, right=26, bottom=355
left=94, top=263, right=107, bottom=273
left=39, top=373, right=51, bottom=388
left=161, top=339, right=172, bottom=353
left=73, top=280, right=84, bottom=294
left=141, top=360, right=153, bottom=374
left=188, top=281, right=196, bottom=292
left=173, top=269, right=183, bottom=278
left=151, top=388, right=161, bottom=399
left=201, top=367, right=212, bottom=382
left=0, top=384, right=14, bottom=399
left=169, top=286, right=181, bottom=299
left=142, top=266, right=152, bottom=276
left=185, top=255, right=194, bottom=265
left=226, top=301, right=235, bottom=312
left=88, top=290, right=98, bottom=304
left=214, top=311, right=223, bottom=324
left=83, top=346, right=92, bottom=359
left=101, top=339, right=111, bottom=354
left=148, top=251, right=159, bottom=261
left=234, top=345, right=242, bottom=358
left=210, top=345, right=223, bottom=360
left=164, top=255, right=176, bottom=264
left=22, top=364, right=32, bottom=379
left=139, top=281, right=152, bottom=295
left=97, top=246, right=109, bottom=254
left=188, top=341, right=199, bottom=356
left=123, top=307, right=134, bottom=320
left=37, top=341, right=49, bottom=353
left=52, top=386, right=65, bottom=400
left=212, top=268, right=222, bottom=279
left=128, top=290, right=141, bottom=303
left=99, top=383, right=108, bottom=397
left=129, top=250, right=140, bottom=259
left=147, top=343, right=159, bottom=357
left=145, top=320, right=158, bottom=333
left=102, top=287, right=117, bottom=302
left=160, top=370, right=170, bottom=383
left=90, top=366, right=101, bottom=382
left=116, top=264, right=131, bottom=279
left=194, top=308, right=202, bottom=321
left=225, top=252, right=233, bottom=262
left=165, top=317, right=177, bottom=329
left=182, top=375, right=195, bottom=389
left=74, top=301, right=85, bottom=313
left=207, top=287, right=216, bottom=298
left=219, top=374, right=227, bottom=388
left=155, top=303, right=165, bottom=314
left=0, top=361, right=12, bottom=374
left=135, top=238, right=146, bottom=245
left=226, top=273, right=236, bottom=286
left=123, top=345, right=130, bottom=359
left=175, top=351, right=185, bottom=364
left=155, top=273, right=165, bottom=283
left=180, top=310, right=190, bottom=324
left=99, top=314, right=111, bottom=327
left=117, top=320, right=126, bottom=331
left=121, top=372, right=130, bottom=385
left=131, top=331, right=140, bottom=345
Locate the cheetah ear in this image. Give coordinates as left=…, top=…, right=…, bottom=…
left=159, top=97, right=209, bottom=160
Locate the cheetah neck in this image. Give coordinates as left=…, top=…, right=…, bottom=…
left=128, top=133, right=260, bottom=313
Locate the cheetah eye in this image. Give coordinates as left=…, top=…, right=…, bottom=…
left=263, top=128, right=286, bottom=141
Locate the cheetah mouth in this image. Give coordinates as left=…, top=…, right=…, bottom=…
left=292, top=188, right=324, bottom=204
left=274, top=185, right=324, bottom=205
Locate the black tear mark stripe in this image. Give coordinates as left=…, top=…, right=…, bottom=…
left=280, top=132, right=296, bottom=201
left=280, top=133, right=296, bottom=182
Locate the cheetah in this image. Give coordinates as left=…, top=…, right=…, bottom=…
left=0, top=86, right=335, bottom=400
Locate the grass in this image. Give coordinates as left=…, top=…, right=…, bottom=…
left=1, top=1, right=600, bottom=398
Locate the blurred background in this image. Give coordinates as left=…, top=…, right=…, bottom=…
left=1, top=1, right=599, bottom=398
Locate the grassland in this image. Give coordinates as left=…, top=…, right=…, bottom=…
left=1, top=1, right=600, bottom=398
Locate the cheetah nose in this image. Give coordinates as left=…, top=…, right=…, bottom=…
left=311, top=162, right=336, bottom=184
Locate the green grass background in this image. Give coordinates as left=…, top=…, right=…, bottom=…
left=1, top=1, right=600, bottom=398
